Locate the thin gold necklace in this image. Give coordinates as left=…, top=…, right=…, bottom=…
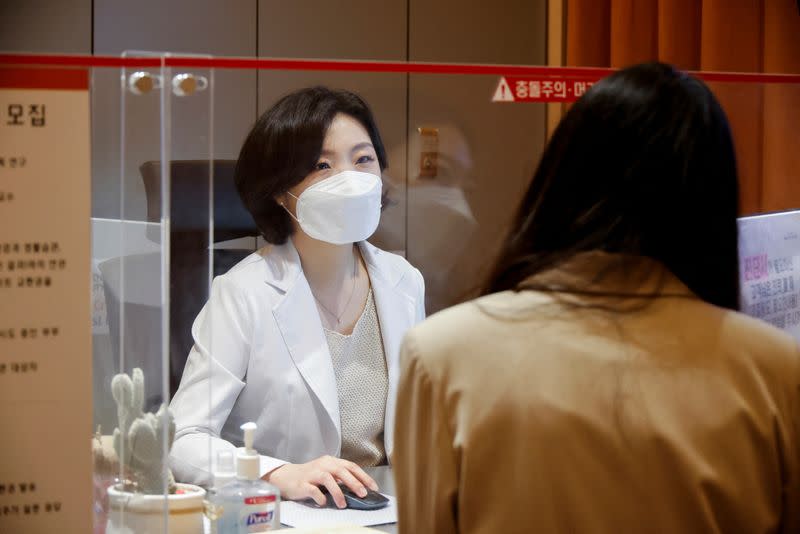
left=312, top=249, right=358, bottom=328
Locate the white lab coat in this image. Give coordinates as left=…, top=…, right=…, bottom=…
left=169, top=240, right=425, bottom=486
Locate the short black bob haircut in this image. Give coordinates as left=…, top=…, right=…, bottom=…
left=234, top=86, right=388, bottom=245
left=484, top=62, right=740, bottom=310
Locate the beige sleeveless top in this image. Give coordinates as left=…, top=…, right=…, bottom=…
left=324, top=289, right=388, bottom=467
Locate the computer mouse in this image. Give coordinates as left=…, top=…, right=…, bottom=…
left=319, top=482, right=390, bottom=510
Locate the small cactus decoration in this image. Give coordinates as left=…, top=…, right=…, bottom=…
left=111, top=368, right=177, bottom=494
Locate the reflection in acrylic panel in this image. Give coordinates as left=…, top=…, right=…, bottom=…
left=738, top=211, right=800, bottom=340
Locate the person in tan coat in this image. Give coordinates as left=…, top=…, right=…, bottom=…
left=393, top=62, right=800, bottom=534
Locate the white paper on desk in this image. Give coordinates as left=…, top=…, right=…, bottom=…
left=280, top=495, right=397, bottom=528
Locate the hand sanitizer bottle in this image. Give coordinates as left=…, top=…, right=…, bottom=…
left=217, top=422, right=281, bottom=532
left=207, top=450, right=236, bottom=534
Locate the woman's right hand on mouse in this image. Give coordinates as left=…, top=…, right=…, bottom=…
left=263, top=455, right=378, bottom=508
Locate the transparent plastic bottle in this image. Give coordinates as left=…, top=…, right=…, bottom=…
left=216, top=422, right=280, bottom=532
left=207, top=450, right=236, bottom=534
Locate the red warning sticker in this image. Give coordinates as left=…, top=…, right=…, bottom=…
left=492, top=76, right=596, bottom=103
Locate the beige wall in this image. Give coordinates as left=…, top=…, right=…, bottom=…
left=0, top=0, right=91, bottom=54
left=406, top=0, right=547, bottom=311
left=254, top=0, right=547, bottom=311
left=92, top=0, right=258, bottom=220
left=4, top=2, right=550, bottom=398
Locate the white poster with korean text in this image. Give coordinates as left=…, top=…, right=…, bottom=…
left=739, top=211, right=800, bottom=341
left=0, top=66, right=92, bottom=532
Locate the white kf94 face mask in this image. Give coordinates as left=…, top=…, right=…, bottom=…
left=285, top=170, right=382, bottom=245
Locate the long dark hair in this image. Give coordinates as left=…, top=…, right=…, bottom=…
left=483, top=62, right=740, bottom=310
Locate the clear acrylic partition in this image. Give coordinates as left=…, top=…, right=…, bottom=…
left=90, top=52, right=214, bottom=531
left=111, top=57, right=800, bottom=530
left=256, top=64, right=550, bottom=314
left=1, top=52, right=798, bottom=533
left=404, top=72, right=545, bottom=313
left=254, top=67, right=800, bottom=316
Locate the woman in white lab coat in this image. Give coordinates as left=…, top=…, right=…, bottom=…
left=169, top=87, right=425, bottom=508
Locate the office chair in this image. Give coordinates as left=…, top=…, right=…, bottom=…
left=141, top=160, right=259, bottom=398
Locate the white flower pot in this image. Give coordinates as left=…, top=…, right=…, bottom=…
left=106, top=483, right=206, bottom=534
